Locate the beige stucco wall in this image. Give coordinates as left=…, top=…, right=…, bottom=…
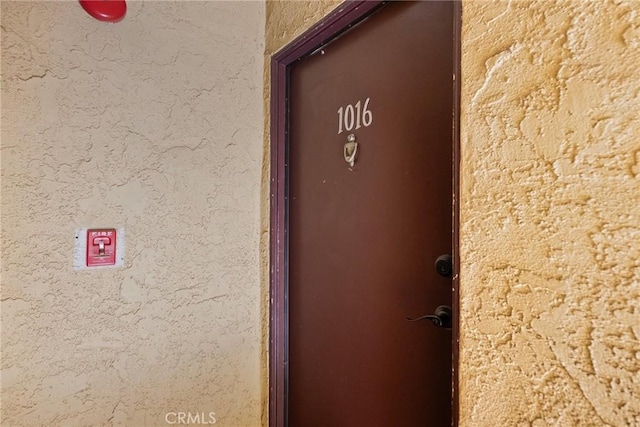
left=2, top=2, right=265, bottom=426
left=265, top=0, right=640, bottom=425
left=460, top=1, right=640, bottom=425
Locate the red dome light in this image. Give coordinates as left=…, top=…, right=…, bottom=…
left=79, top=0, right=126, bottom=23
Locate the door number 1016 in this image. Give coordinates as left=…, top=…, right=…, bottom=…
left=337, top=98, right=373, bottom=134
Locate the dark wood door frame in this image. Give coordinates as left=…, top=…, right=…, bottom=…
left=269, top=2, right=462, bottom=426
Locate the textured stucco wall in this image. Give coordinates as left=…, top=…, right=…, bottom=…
left=1, top=2, right=265, bottom=426
left=459, top=1, right=640, bottom=425
left=265, top=0, right=640, bottom=425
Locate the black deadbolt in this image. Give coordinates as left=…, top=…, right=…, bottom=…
left=435, top=254, right=452, bottom=277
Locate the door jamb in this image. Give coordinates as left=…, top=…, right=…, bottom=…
left=269, top=2, right=462, bottom=426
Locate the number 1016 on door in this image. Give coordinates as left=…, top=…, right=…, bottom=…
left=337, top=98, right=373, bottom=134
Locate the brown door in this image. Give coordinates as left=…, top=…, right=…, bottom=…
left=287, top=2, right=454, bottom=426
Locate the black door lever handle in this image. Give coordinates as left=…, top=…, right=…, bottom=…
left=406, top=305, right=452, bottom=329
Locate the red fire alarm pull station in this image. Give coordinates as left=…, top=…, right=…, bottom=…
left=87, top=229, right=117, bottom=267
